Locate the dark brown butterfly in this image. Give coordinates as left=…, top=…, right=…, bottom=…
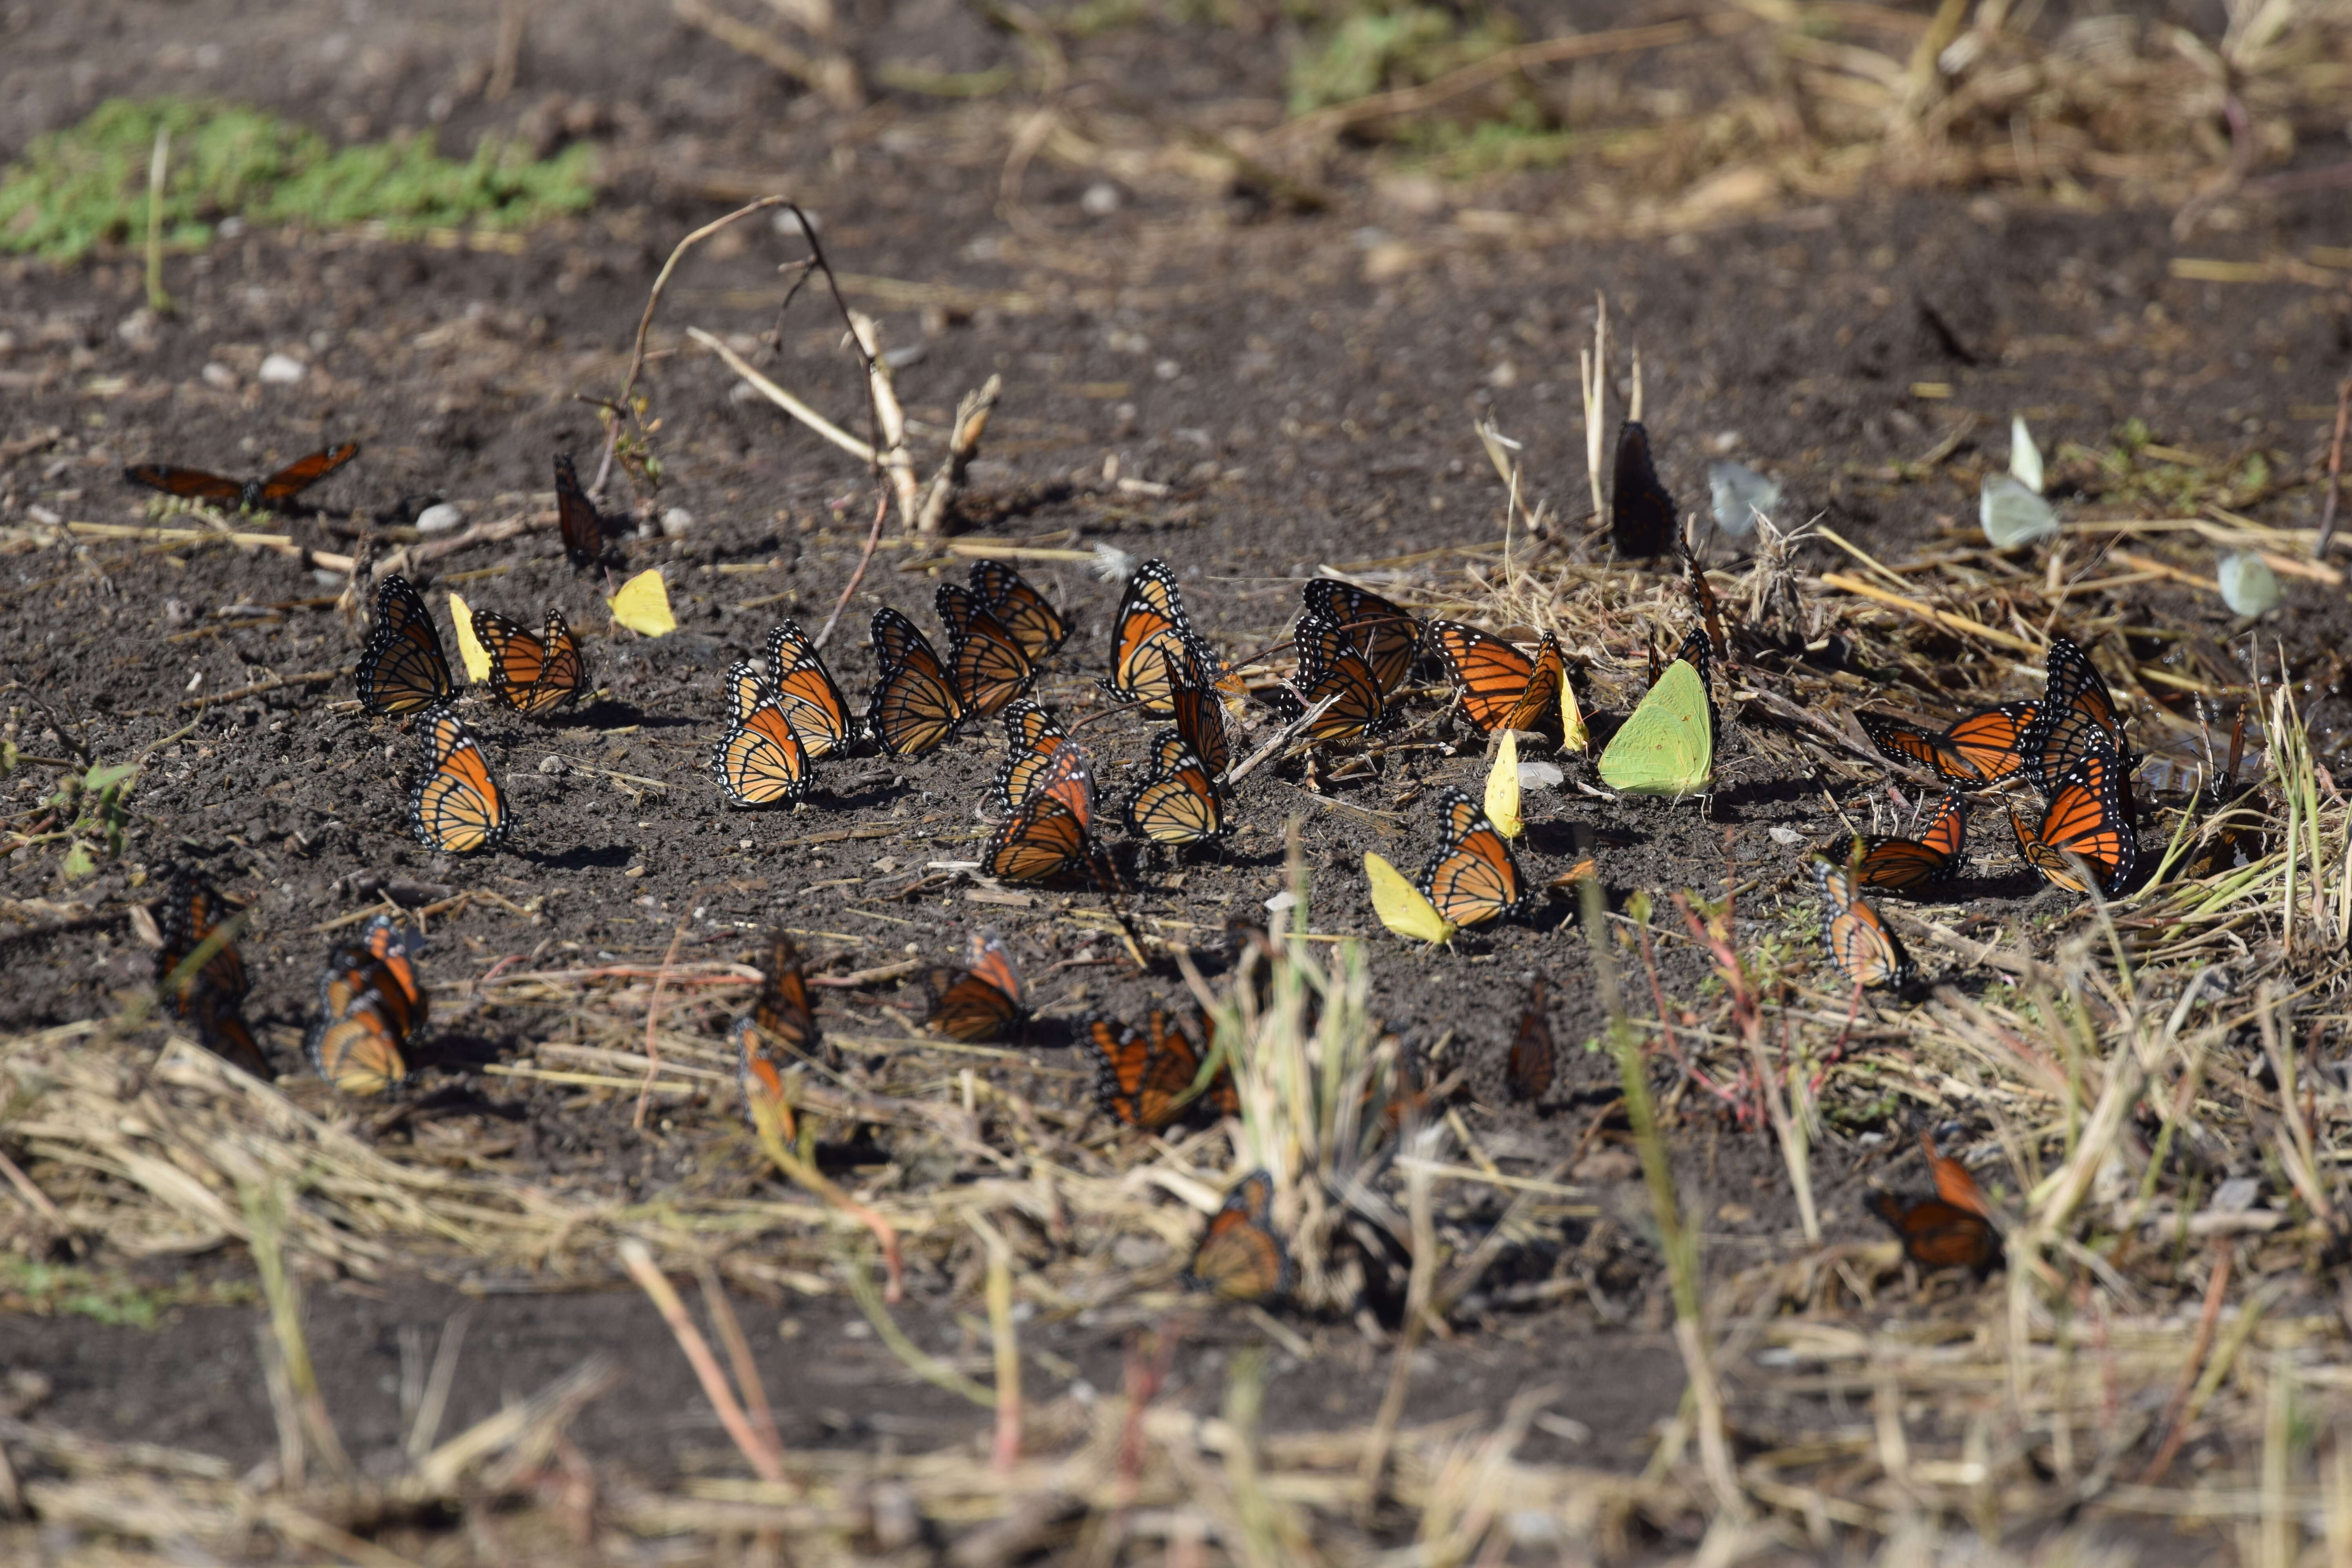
left=124, top=442, right=359, bottom=512
left=553, top=451, right=618, bottom=570
left=1610, top=421, right=1677, bottom=559
left=1505, top=974, right=1554, bottom=1102
left=1189, top=1170, right=1288, bottom=1302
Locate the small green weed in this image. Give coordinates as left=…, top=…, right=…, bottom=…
left=0, top=97, right=596, bottom=262
left=1287, top=3, right=1518, bottom=115
left=0, top=1255, right=255, bottom=1328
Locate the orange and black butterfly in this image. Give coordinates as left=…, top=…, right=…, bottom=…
left=1506, top=974, right=1554, bottom=1102
left=867, top=607, right=967, bottom=757
left=1287, top=612, right=1390, bottom=742
left=1083, top=1007, right=1237, bottom=1132
left=734, top=930, right=826, bottom=1118
left=759, top=619, right=857, bottom=759
left=2011, top=749, right=2136, bottom=895
left=1418, top=788, right=1532, bottom=927
left=409, top=704, right=508, bottom=852
left=982, top=742, right=1096, bottom=881
left=1857, top=703, right=2035, bottom=790
left=1427, top=622, right=1566, bottom=735
left=155, top=868, right=269, bottom=1076
left=154, top=866, right=248, bottom=1009
left=305, top=914, right=426, bottom=1095
left=991, top=700, right=1069, bottom=814
left=473, top=607, right=590, bottom=718
left=710, top=663, right=811, bottom=807
left=1812, top=857, right=1915, bottom=990
left=1104, top=559, right=1227, bottom=715
left=553, top=451, right=618, bottom=570
left=2024, top=637, right=2132, bottom=795
left=924, top=929, right=1025, bottom=1042
left=1610, top=420, right=1677, bottom=559
left=1125, top=731, right=1225, bottom=846
left=1171, top=667, right=1231, bottom=779
left=1833, top=789, right=1967, bottom=891
left=936, top=582, right=1038, bottom=717
left=968, top=559, right=1070, bottom=660
left=356, top=574, right=456, bottom=717
left=1190, top=1170, right=1289, bottom=1302
left=1301, top=578, right=1421, bottom=699
left=125, top=441, right=359, bottom=512
left=1869, top=1133, right=1997, bottom=1272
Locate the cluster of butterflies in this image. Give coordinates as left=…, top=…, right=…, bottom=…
left=731, top=925, right=1283, bottom=1300
left=1813, top=637, right=2141, bottom=991
left=152, top=867, right=432, bottom=1096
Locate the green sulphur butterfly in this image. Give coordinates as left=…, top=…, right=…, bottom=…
left=1597, top=658, right=1712, bottom=799
left=1364, top=851, right=1457, bottom=946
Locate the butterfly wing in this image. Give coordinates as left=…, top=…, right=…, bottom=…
left=1082, top=1016, right=1190, bottom=1130
left=256, top=442, right=361, bottom=503
left=1812, top=858, right=1914, bottom=988
left=1189, top=1171, right=1288, bottom=1301
left=1942, top=703, right=2036, bottom=786
left=1365, top=851, right=1456, bottom=944
left=1419, top=787, right=1530, bottom=927
left=1292, top=612, right=1387, bottom=742
left=187, top=986, right=270, bottom=1077
left=2026, top=637, right=2129, bottom=793
left=738, top=930, right=824, bottom=1104
left=1171, top=671, right=1231, bottom=778
left=1428, top=621, right=1539, bottom=734
left=1124, top=731, right=1225, bottom=845
left=1610, top=419, right=1678, bottom=559
left=409, top=704, right=508, bottom=852
left=1506, top=974, right=1554, bottom=1101
left=1597, top=659, right=1713, bottom=798
left=936, top=584, right=1037, bottom=716
left=983, top=793, right=1090, bottom=882
left=1105, top=560, right=1199, bottom=713
left=123, top=464, right=244, bottom=503
left=969, top=559, right=1069, bottom=658
left=526, top=609, right=592, bottom=714
left=1868, top=1192, right=1999, bottom=1272
left=2019, top=751, right=2136, bottom=893
left=1496, top=633, right=1564, bottom=735
left=725, top=658, right=773, bottom=725
left=991, top=699, right=1069, bottom=813
left=472, top=609, right=548, bottom=713
left=710, top=700, right=811, bottom=807
left=356, top=573, right=456, bottom=716
left=553, top=452, right=612, bottom=569
left=926, top=930, right=1024, bottom=1041
left=764, top=620, right=855, bottom=758
left=867, top=608, right=967, bottom=757
left=1302, top=579, right=1421, bottom=697
left=155, top=867, right=248, bottom=1006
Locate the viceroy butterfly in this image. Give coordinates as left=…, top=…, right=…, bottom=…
left=473, top=606, right=590, bottom=718
left=936, top=582, right=1038, bottom=717
left=1426, top=622, right=1566, bottom=736
left=1189, top=1170, right=1289, bottom=1302
left=554, top=451, right=619, bottom=570
left=1812, top=857, right=1915, bottom=990
left=125, top=442, right=359, bottom=512
left=1124, top=731, right=1225, bottom=846
left=1082, top=1007, right=1237, bottom=1131
left=1858, top=704, right=2036, bottom=790
left=356, top=574, right=456, bottom=717
left=305, top=914, right=426, bottom=1095
left=982, top=742, right=1096, bottom=882
left=409, top=704, right=508, bottom=853
left=1505, top=973, right=1554, bottom=1102
left=867, top=607, right=968, bottom=757
left=734, top=929, right=826, bottom=1122
left=967, top=559, right=1070, bottom=660
left=924, top=929, right=1025, bottom=1042
left=1417, top=787, right=1533, bottom=929
left=1831, top=788, right=1967, bottom=891
left=1300, top=578, right=1421, bottom=699
left=2010, top=748, right=2136, bottom=895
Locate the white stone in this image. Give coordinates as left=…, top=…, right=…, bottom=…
left=413, top=502, right=463, bottom=535
left=2217, top=551, right=2280, bottom=617
left=257, top=353, right=306, bottom=384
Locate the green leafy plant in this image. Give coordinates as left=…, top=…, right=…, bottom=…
left=48, top=760, right=138, bottom=878
left=0, top=96, right=596, bottom=261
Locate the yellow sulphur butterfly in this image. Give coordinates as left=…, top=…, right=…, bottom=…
left=1365, top=851, right=1457, bottom=946
left=1561, top=670, right=1589, bottom=753
left=609, top=568, right=676, bottom=636
left=448, top=592, right=493, bottom=683
left=1597, top=658, right=1712, bottom=799
left=1484, top=729, right=1523, bottom=839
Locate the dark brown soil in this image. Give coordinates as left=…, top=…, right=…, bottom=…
left=4, top=0, right=2349, bottom=1549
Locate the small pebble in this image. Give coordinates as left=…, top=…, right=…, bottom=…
left=660, top=506, right=693, bottom=537
left=414, top=502, right=463, bottom=535
left=257, top=353, right=306, bottom=385
left=200, top=361, right=237, bottom=391
left=1768, top=826, right=1804, bottom=846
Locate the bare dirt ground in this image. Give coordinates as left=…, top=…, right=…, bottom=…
left=5, top=0, right=2352, bottom=1561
